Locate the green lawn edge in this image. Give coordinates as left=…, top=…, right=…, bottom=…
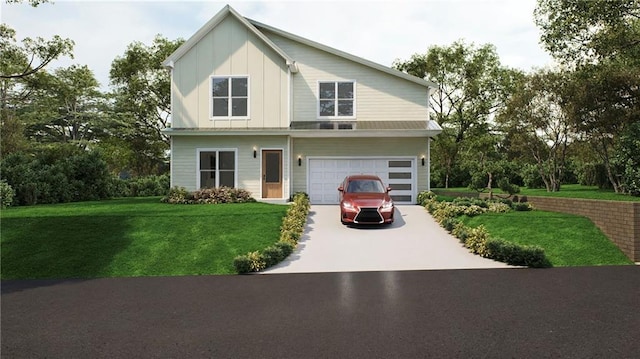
left=461, top=211, right=633, bottom=267
left=1, top=197, right=289, bottom=279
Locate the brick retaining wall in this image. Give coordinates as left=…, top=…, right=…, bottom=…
left=479, top=195, right=639, bottom=262
left=432, top=190, right=640, bottom=261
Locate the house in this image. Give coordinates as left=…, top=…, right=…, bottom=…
left=162, top=5, right=442, bottom=204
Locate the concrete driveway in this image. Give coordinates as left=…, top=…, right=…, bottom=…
left=264, top=205, right=512, bottom=273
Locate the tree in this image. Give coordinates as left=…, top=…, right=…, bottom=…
left=108, top=35, right=184, bottom=175
left=535, top=0, right=640, bottom=193
left=394, top=41, right=523, bottom=188
left=0, top=6, right=74, bottom=156
left=613, top=121, right=640, bottom=196
left=498, top=70, right=571, bottom=192
left=20, top=65, right=106, bottom=147
left=535, top=0, right=640, bottom=65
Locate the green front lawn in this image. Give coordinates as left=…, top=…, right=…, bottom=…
left=436, top=184, right=640, bottom=202
left=461, top=211, right=633, bottom=266
left=1, top=198, right=288, bottom=279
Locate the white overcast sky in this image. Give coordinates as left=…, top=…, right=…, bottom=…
left=2, top=0, right=555, bottom=89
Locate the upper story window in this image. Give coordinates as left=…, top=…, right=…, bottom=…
left=211, top=76, right=248, bottom=118
left=318, top=81, right=355, bottom=118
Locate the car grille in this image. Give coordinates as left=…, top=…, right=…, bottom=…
left=354, top=207, right=383, bottom=223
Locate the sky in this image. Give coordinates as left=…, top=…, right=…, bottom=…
left=2, top=0, right=555, bottom=90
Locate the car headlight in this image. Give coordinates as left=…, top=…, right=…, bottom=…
left=381, top=201, right=393, bottom=209
left=342, top=201, right=354, bottom=209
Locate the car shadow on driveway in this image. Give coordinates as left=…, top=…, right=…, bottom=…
left=345, top=207, right=406, bottom=230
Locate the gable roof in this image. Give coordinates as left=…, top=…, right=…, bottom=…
left=163, top=4, right=436, bottom=89
left=249, top=19, right=438, bottom=89
left=162, top=5, right=297, bottom=72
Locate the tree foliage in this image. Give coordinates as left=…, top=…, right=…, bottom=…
left=534, top=0, right=640, bottom=193
left=498, top=70, right=571, bottom=192
left=394, top=41, right=523, bottom=188
left=108, top=35, right=184, bottom=175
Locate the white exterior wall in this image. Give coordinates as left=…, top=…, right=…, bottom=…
left=262, top=30, right=429, bottom=122
left=291, top=137, right=429, bottom=195
left=171, top=16, right=289, bottom=129
left=171, top=135, right=290, bottom=199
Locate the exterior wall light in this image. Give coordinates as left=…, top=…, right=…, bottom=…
left=253, top=147, right=257, bottom=158
left=421, top=156, right=425, bottom=166
left=298, top=156, right=302, bottom=166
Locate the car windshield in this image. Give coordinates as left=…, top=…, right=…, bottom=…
left=346, top=179, right=385, bottom=193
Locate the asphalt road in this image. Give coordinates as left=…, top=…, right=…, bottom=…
left=2, top=266, right=639, bottom=358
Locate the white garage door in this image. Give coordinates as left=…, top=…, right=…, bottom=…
left=308, top=158, right=416, bottom=204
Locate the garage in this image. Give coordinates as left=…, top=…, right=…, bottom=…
left=308, top=157, right=416, bottom=204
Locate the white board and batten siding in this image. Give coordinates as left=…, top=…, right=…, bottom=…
left=171, top=136, right=289, bottom=200
left=171, top=15, right=289, bottom=129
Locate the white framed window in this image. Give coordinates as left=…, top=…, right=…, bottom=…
left=318, top=81, right=355, bottom=119
left=211, top=76, right=249, bottom=118
left=197, top=149, right=237, bottom=188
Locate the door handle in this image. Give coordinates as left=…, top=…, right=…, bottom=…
left=263, top=174, right=266, bottom=180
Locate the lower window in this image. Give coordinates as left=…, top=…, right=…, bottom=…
left=199, top=150, right=236, bottom=188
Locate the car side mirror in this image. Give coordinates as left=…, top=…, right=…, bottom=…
left=386, top=186, right=392, bottom=192
left=338, top=186, right=344, bottom=192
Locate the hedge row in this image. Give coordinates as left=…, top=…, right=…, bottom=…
left=161, top=186, right=255, bottom=204
left=422, top=192, right=551, bottom=268
left=234, top=192, right=310, bottom=274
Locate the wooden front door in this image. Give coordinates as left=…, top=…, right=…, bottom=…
left=262, top=150, right=283, bottom=198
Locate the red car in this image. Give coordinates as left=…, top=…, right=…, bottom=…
left=338, top=175, right=394, bottom=225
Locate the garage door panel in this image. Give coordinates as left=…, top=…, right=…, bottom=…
left=309, top=158, right=415, bottom=205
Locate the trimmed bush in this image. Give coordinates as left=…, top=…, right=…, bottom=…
left=233, top=255, right=252, bottom=274
left=486, top=238, right=551, bottom=268
left=262, top=246, right=285, bottom=267
left=465, top=225, right=491, bottom=257
left=274, top=241, right=294, bottom=258
left=417, top=191, right=437, bottom=205
left=234, top=192, right=310, bottom=274
left=442, top=217, right=459, bottom=232
left=0, top=180, right=15, bottom=208
left=161, top=186, right=255, bottom=204
left=512, top=202, right=533, bottom=211
left=452, top=222, right=470, bottom=244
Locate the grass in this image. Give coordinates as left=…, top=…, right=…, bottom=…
left=461, top=211, right=633, bottom=267
left=435, top=184, right=640, bottom=202
left=0, top=197, right=288, bottom=279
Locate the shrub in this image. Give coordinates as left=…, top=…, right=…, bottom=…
left=417, top=191, right=437, bottom=205
left=126, top=174, right=170, bottom=197
left=274, top=241, right=294, bottom=258
left=161, top=187, right=193, bottom=204
left=234, top=192, right=310, bottom=274
left=512, top=202, right=533, bottom=211
left=451, top=222, right=470, bottom=244
left=519, top=195, right=528, bottom=203
left=247, top=251, right=266, bottom=272
left=0, top=180, right=15, bottom=208
left=465, top=225, right=491, bottom=257
left=485, top=239, right=551, bottom=268
left=262, top=246, right=285, bottom=267
left=233, top=255, right=252, bottom=274
left=487, top=202, right=511, bottom=213
left=463, top=204, right=487, bottom=217
left=1, top=148, right=113, bottom=206
left=512, top=195, right=519, bottom=203
left=161, top=187, right=255, bottom=204
left=442, top=217, right=459, bottom=232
